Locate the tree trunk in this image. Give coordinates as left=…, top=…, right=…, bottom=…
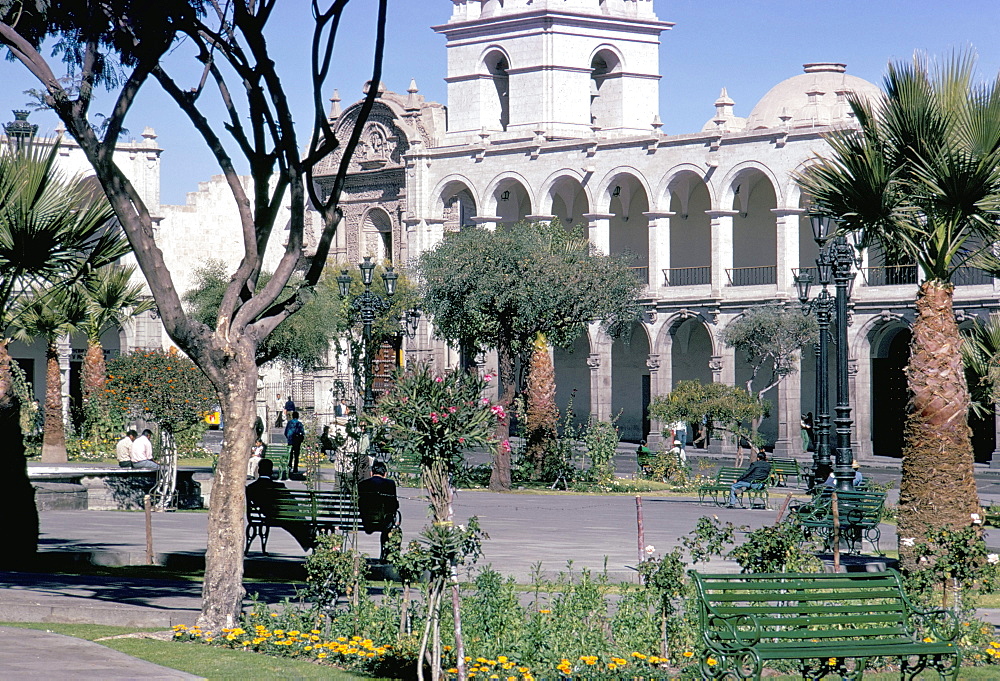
left=81, top=341, right=106, bottom=404
left=489, top=344, right=514, bottom=491
left=525, top=333, right=557, bottom=480
left=897, top=281, right=979, bottom=570
left=0, top=340, right=39, bottom=569
left=40, top=342, right=67, bottom=463
left=196, top=356, right=257, bottom=632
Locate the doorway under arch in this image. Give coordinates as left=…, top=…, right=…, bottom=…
left=612, top=323, right=650, bottom=442
left=871, top=326, right=910, bottom=457
left=553, top=331, right=592, bottom=431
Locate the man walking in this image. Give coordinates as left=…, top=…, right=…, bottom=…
left=130, top=429, right=158, bottom=470
left=284, top=410, right=305, bottom=475
left=727, top=451, right=770, bottom=507
left=116, top=430, right=137, bottom=468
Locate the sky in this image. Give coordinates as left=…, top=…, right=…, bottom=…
left=2, top=0, right=999, bottom=206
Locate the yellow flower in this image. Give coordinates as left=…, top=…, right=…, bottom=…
left=607, top=663, right=618, bottom=671
left=538, top=609, right=551, bottom=614
left=317, top=652, right=327, bottom=659
left=707, top=658, right=718, bottom=666
left=447, top=669, right=459, bottom=674
left=498, top=656, right=508, bottom=663
left=828, top=658, right=837, bottom=666
left=924, top=637, right=935, bottom=643
left=632, top=652, right=647, bottom=659
left=683, top=651, right=694, bottom=658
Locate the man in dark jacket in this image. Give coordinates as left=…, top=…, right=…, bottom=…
left=727, top=451, right=771, bottom=507
left=357, top=461, right=400, bottom=560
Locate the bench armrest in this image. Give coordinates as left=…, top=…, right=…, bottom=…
left=908, top=606, right=961, bottom=642
left=704, top=612, right=763, bottom=651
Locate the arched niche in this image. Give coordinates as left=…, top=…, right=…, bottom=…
left=728, top=169, right=778, bottom=286
left=869, top=323, right=911, bottom=458
left=612, top=322, right=651, bottom=442
left=361, top=208, right=393, bottom=263
left=439, top=180, right=478, bottom=231
left=484, top=49, right=510, bottom=132
left=546, top=175, right=590, bottom=232
left=590, top=47, right=623, bottom=130
left=553, top=331, right=592, bottom=430
left=667, top=173, right=712, bottom=286
left=492, top=179, right=531, bottom=225
left=606, top=173, right=649, bottom=284
left=669, top=317, right=713, bottom=385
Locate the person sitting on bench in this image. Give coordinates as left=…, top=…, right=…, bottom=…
left=246, top=459, right=315, bottom=551
left=727, top=451, right=771, bottom=508
left=357, top=462, right=399, bottom=560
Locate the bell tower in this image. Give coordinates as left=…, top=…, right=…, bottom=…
left=434, top=0, right=672, bottom=141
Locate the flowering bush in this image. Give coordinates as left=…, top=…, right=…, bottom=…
left=369, top=363, right=498, bottom=476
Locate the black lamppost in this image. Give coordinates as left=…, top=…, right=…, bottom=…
left=794, top=215, right=861, bottom=490
left=4, top=110, right=38, bottom=152
left=337, top=256, right=397, bottom=413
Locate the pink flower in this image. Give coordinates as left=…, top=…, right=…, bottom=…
left=459, top=437, right=465, bottom=444
left=431, top=412, right=439, bottom=423
left=435, top=376, right=443, bottom=383
left=491, top=404, right=507, bottom=419
left=500, top=440, right=511, bottom=453
left=381, top=416, right=389, bottom=423
left=484, top=374, right=494, bottom=382
left=481, top=397, right=490, bottom=405
left=448, top=406, right=457, bottom=414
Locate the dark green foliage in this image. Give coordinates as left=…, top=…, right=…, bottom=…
left=649, top=380, right=767, bottom=449
left=721, top=304, right=817, bottom=399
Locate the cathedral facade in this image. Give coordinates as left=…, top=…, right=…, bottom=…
left=317, top=0, right=1000, bottom=460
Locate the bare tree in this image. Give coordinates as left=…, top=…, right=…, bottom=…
left=0, top=0, right=388, bottom=630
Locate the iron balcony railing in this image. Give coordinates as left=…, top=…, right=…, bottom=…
left=726, top=265, right=776, bottom=286
left=860, top=265, right=918, bottom=286
left=952, top=266, right=994, bottom=286
left=663, top=266, right=711, bottom=286
left=628, top=266, right=649, bottom=285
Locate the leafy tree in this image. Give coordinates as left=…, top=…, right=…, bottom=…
left=79, top=264, right=154, bottom=441
left=796, top=51, right=1000, bottom=568
left=11, top=286, right=88, bottom=463
left=0, top=0, right=389, bottom=626
left=0, top=141, right=127, bottom=567
left=419, top=219, right=642, bottom=490
left=720, top=304, right=817, bottom=439
left=961, top=316, right=1000, bottom=418
left=648, top=380, right=767, bottom=455
left=101, top=349, right=217, bottom=450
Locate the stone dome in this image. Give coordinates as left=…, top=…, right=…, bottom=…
left=744, top=63, right=882, bottom=131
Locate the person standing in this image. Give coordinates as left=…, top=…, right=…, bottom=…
left=801, top=412, right=814, bottom=453
left=335, top=398, right=351, bottom=419
left=116, top=430, right=137, bottom=468
left=670, top=420, right=687, bottom=452
left=130, top=429, right=158, bottom=470
left=284, top=410, right=305, bottom=475
left=727, top=451, right=771, bottom=507
left=283, top=396, right=297, bottom=423
left=357, top=461, right=400, bottom=560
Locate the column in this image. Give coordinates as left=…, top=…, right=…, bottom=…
left=589, top=323, right=613, bottom=421
left=706, top=210, right=737, bottom=297
left=583, top=212, right=614, bottom=255
left=646, top=352, right=664, bottom=445
left=471, top=215, right=501, bottom=231
left=773, top=359, right=801, bottom=456
left=773, top=208, right=804, bottom=293
left=852, top=323, right=874, bottom=458
left=848, top=357, right=863, bottom=459
left=644, top=211, right=674, bottom=291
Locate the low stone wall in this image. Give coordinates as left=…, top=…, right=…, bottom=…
left=29, top=467, right=207, bottom=511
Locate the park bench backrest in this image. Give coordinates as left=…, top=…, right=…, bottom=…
left=715, top=467, right=746, bottom=485
left=769, top=458, right=799, bottom=475
left=690, top=570, right=916, bottom=646
left=808, top=488, right=886, bottom=525
left=270, top=489, right=361, bottom=530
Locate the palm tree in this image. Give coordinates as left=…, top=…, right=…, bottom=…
left=797, top=51, right=1000, bottom=568
left=0, top=140, right=128, bottom=566
left=78, top=264, right=154, bottom=439
left=11, top=287, right=88, bottom=463
left=961, top=315, right=1000, bottom=419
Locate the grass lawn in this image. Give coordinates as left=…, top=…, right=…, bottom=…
left=0, top=621, right=371, bottom=680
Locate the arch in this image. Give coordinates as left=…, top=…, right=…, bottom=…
left=482, top=47, right=510, bottom=132
left=589, top=45, right=624, bottom=129
left=665, top=316, right=716, bottom=388
left=717, top=161, right=785, bottom=210
left=655, top=164, right=717, bottom=212
left=719, top=166, right=779, bottom=286
left=868, top=320, right=911, bottom=457
left=612, top=322, right=652, bottom=441
left=539, top=171, right=592, bottom=231
left=553, top=331, right=593, bottom=430
left=662, top=169, right=713, bottom=287
left=958, top=316, right=999, bottom=462
left=484, top=173, right=534, bottom=225
left=601, top=170, right=650, bottom=283
left=360, top=207, right=393, bottom=263
left=434, top=176, right=479, bottom=229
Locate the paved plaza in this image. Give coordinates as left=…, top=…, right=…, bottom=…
left=4, top=454, right=1000, bottom=677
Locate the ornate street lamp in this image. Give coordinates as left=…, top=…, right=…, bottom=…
left=795, top=214, right=861, bottom=490
left=338, top=256, right=396, bottom=413
left=4, top=110, right=38, bottom=153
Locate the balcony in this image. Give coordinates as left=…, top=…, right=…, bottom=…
left=628, top=266, right=649, bottom=285
left=726, top=266, right=776, bottom=287
left=860, top=265, right=918, bottom=287
left=952, top=266, right=993, bottom=286
left=663, top=266, right=711, bottom=287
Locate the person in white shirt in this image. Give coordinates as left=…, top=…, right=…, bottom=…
left=116, top=430, right=137, bottom=468
left=130, top=429, right=158, bottom=470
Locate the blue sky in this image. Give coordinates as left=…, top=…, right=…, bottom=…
left=2, top=0, right=998, bottom=205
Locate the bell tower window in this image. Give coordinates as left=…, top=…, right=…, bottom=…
left=485, top=51, right=510, bottom=132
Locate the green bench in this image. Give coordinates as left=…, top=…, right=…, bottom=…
left=768, top=457, right=804, bottom=487
left=791, top=487, right=887, bottom=555
left=266, top=444, right=291, bottom=480
left=698, top=466, right=769, bottom=509
left=690, top=569, right=961, bottom=680
left=245, top=488, right=364, bottom=554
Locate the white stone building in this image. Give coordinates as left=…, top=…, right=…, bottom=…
left=317, top=0, right=1000, bottom=461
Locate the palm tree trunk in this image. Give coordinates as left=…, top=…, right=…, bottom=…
left=81, top=341, right=105, bottom=403
left=0, top=340, right=39, bottom=568
left=897, top=281, right=980, bottom=569
left=40, top=342, right=68, bottom=463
